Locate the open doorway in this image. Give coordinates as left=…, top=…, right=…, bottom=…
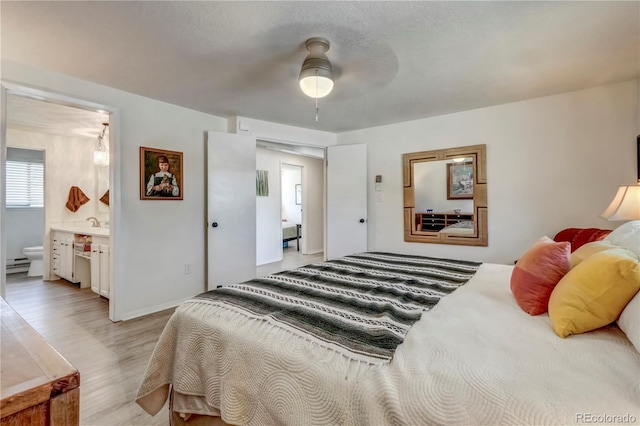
left=2, top=89, right=115, bottom=319
left=255, top=141, right=325, bottom=276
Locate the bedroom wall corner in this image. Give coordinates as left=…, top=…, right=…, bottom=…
left=337, top=80, right=638, bottom=264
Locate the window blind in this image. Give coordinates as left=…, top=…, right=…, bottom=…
left=6, top=160, right=44, bottom=208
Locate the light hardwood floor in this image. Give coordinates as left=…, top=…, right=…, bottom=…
left=5, top=275, right=173, bottom=426
left=257, top=246, right=324, bottom=276
left=4, top=248, right=323, bottom=426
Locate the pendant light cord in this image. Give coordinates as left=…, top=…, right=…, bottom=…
left=97, top=123, right=108, bottom=151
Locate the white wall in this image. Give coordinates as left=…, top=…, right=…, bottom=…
left=230, top=116, right=336, bottom=147
left=2, top=60, right=227, bottom=320
left=5, top=208, right=42, bottom=261
left=414, top=160, right=473, bottom=213
left=256, top=147, right=324, bottom=265
left=338, top=80, right=639, bottom=264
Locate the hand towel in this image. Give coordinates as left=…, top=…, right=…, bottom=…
left=99, top=190, right=109, bottom=206
left=66, top=186, right=90, bottom=212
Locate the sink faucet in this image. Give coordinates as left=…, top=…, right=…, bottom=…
left=86, top=217, right=100, bottom=227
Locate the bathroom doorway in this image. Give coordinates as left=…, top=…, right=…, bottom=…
left=2, top=89, right=115, bottom=319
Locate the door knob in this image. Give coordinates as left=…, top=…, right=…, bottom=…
left=359, top=218, right=365, bottom=223
left=211, top=222, right=219, bottom=228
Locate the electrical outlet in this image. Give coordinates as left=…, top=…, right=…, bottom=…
left=184, top=263, right=192, bottom=275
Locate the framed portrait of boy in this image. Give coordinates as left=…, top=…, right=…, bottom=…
left=140, top=146, right=184, bottom=200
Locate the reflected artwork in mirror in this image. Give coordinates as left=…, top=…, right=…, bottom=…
left=403, top=144, right=487, bottom=246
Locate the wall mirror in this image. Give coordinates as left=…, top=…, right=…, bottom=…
left=403, top=144, right=487, bottom=246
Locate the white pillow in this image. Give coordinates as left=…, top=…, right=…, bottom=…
left=603, top=220, right=640, bottom=258
left=618, top=290, right=640, bottom=353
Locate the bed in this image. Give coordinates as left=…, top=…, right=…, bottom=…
left=282, top=222, right=301, bottom=251
left=136, top=250, right=640, bottom=426
left=439, top=220, right=475, bottom=235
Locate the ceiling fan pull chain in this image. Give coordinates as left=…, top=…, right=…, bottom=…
left=315, top=72, right=319, bottom=122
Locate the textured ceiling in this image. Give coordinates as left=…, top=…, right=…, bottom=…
left=2, top=1, right=638, bottom=133
left=7, top=95, right=109, bottom=138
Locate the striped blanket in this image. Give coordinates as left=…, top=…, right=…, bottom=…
left=197, top=252, right=481, bottom=362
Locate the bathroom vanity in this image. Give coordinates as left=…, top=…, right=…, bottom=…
left=50, top=227, right=110, bottom=298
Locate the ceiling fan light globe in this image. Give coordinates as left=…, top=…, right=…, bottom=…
left=299, top=75, right=334, bottom=98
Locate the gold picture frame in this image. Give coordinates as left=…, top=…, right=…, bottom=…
left=447, top=162, right=473, bottom=200
left=140, top=146, right=183, bottom=200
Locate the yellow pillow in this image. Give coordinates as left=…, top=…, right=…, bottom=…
left=548, top=248, right=640, bottom=338
left=570, top=240, right=620, bottom=268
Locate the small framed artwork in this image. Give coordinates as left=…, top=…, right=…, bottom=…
left=140, top=146, right=183, bottom=200
left=256, top=170, right=269, bottom=196
left=447, top=162, right=473, bottom=200
left=295, top=184, right=302, bottom=205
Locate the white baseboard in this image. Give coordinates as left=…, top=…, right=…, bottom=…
left=6, top=266, right=29, bottom=274
left=257, top=256, right=282, bottom=266
left=120, top=296, right=191, bottom=321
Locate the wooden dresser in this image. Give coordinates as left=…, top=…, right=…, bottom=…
left=415, top=212, right=474, bottom=232
left=1, top=298, right=79, bottom=425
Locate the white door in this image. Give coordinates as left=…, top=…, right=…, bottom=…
left=326, top=144, right=367, bottom=259
left=207, top=131, right=256, bottom=290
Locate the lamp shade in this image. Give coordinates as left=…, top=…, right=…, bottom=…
left=299, top=37, right=334, bottom=99
left=600, top=184, right=640, bottom=221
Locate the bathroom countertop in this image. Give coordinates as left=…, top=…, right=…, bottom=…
left=50, top=226, right=110, bottom=237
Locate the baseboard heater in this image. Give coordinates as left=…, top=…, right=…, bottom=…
left=6, top=257, right=30, bottom=273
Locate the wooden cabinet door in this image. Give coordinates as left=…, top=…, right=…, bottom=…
left=51, top=235, right=61, bottom=277
left=99, top=244, right=109, bottom=298
left=61, top=238, right=71, bottom=281
left=90, top=243, right=100, bottom=294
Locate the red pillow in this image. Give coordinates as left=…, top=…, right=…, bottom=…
left=553, top=228, right=611, bottom=252
left=510, top=236, right=571, bottom=315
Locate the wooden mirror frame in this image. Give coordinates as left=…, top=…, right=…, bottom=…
left=403, top=144, right=488, bottom=246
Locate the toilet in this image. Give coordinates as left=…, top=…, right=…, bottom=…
left=23, top=246, right=43, bottom=277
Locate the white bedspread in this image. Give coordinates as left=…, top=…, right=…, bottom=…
left=439, top=220, right=475, bottom=235
left=136, top=263, right=640, bottom=425
left=282, top=222, right=298, bottom=240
